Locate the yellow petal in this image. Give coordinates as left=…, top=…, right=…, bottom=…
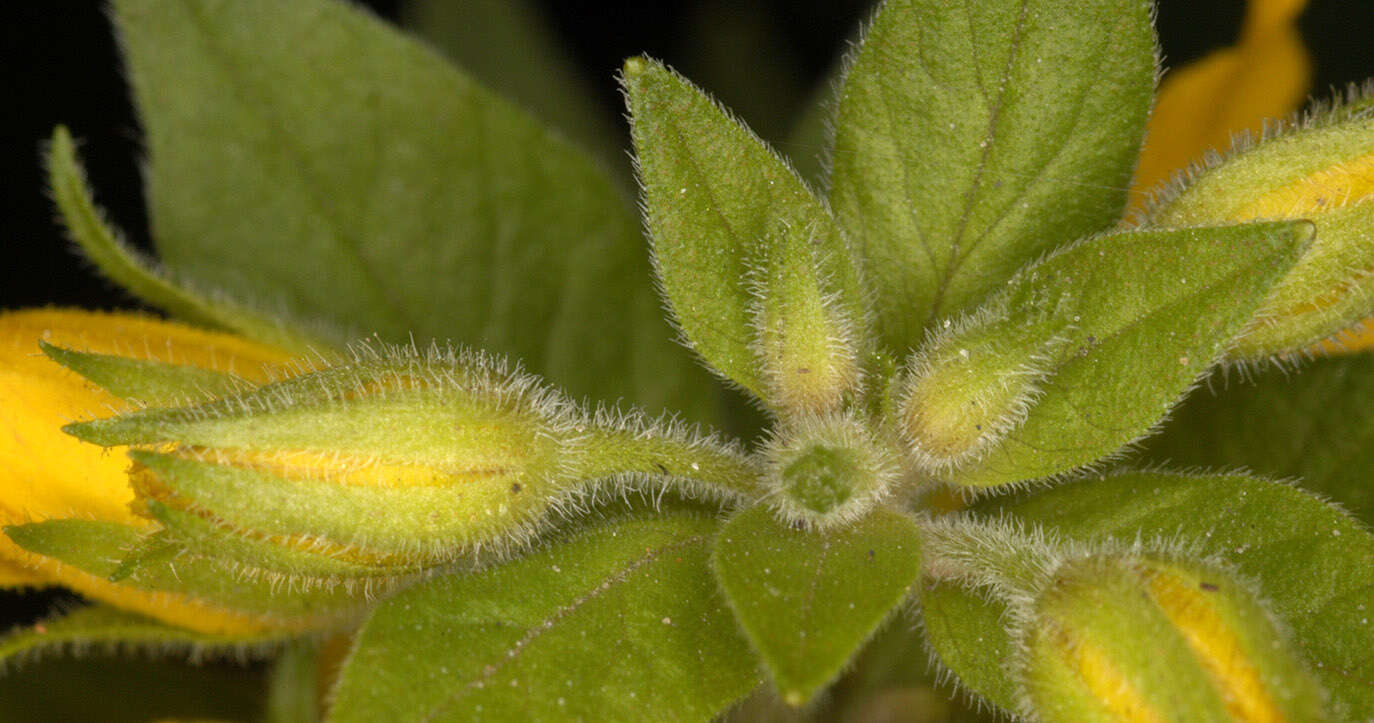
left=1132, top=0, right=1312, bottom=204
left=0, top=309, right=293, bottom=529
left=0, top=536, right=294, bottom=635
left=0, top=308, right=297, bottom=633
left=0, top=557, right=49, bottom=587
left=1313, top=323, right=1374, bottom=355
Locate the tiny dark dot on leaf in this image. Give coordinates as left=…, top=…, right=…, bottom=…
left=510, top=483, right=522, bottom=494
left=1200, top=581, right=1219, bottom=592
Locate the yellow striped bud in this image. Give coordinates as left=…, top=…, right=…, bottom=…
left=1022, top=554, right=1326, bottom=722
left=66, top=346, right=581, bottom=572
left=1148, top=113, right=1374, bottom=358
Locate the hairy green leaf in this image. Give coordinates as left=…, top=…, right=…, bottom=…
left=1140, top=352, right=1374, bottom=523
left=711, top=506, right=922, bottom=705
left=402, top=0, right=626, bottom=184
left=39, top=341, right=245, bottom=406
left=2, top=520, right=366, bottom=630
left=980, top=472, right=1374, bottom=718
left=829, top=0, right=1154, bottom=354
left=903, top=221, right=1312, bottom=487
left=111, top=0, right=715, bottom=420
left=0, top=604, right=285, bottom=673
left=623, top=57, right=866, bottom=402
left=918, top=580, right=1020, bottom=714
left=45, top=126, right=333, bottom=354
left=330, top=510, right=759, bottom=721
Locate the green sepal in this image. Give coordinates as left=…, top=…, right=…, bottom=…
left=711, top=505, right=922, bottom=706
left=622, top=57, right=866, bottom=403
left=0, top=604, right=287, bottom=673
left=1146, top=114, right=1374, bottom=358
left=328, top=509, right=760, bottom=721
left=899, top=221, right=1313, bottom=487
left=143, top=500, right=426, bottom=584
left=39, top=340, right=246, bottom=406
left=124, top=449, right=553, bottom=566
left=1140, top=352, right=1374, bottom=523
left=977, top=472, right=1374, bottom=718
left=45, top=126, right=334, bottom=355
left=2, top=520, right=367, bottom=630
left=829, top=0, right=1155, bottom=353
left=110, top=0, right=716, bottom=422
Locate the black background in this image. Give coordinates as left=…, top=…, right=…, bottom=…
left=0, top=0, right=1370, bottom=643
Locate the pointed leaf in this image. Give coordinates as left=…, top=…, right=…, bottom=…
left=3, top=520, right=367, bottom=631
left=329, top=510, right=759, bottom=721
left=402, top=0, right=625, bottom=181
left=980, top=472, right=1374, bottom=718
left=711, top=506, right=922, bottom=705
left=623, top=57, right=866, bottom=400
left=46, top=126, right=334, bottom=354
left=40, top=341, right=246, bottom=406
left=0, top=604, right=285, bottom=672
left=918, top=580, right=1020, bottom=713
left=829, top=0, right=1155, bottom=353
left=112, top=0, right=714, bottom=419
left=1141, top=348, right=1374, bottom=523
left=902, top=221, right=1312, bottom=487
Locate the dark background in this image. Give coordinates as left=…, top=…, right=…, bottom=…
left=3, top=0, right=1371, bottom=314
left=0, top=0, right=1370, bottom=692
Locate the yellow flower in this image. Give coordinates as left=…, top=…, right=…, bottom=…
left=1135, top=0, right=1373, bottom=354
left=0, top=308, right=296, bottom=633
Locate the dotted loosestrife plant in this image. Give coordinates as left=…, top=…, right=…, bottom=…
left=3, top=0, right=1372, bottom=720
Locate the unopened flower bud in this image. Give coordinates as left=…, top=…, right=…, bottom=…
left=749, top=220, right=866, bottom=417
left=762, top=413, right=900, bottom=528
left=1021, top=554, right=1326, bottom=722
left=66, top=347, right=583, bottom=568
left=1148, top=114, right=1374, bottom=357
left=896, top=317, right=1061, bottom=475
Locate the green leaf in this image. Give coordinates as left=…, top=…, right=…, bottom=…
left=45, top=126, right=335, bottom=354
left=402, top=0, right=627, bottom=185
left=901, top=221, right=1312, bottom=487
left=39, top=340, right=246, bottom=406
left=622, top=57, right=867, bottom=402
left=1139, top=352, right=1374, bottom=523
left=111, top=0, right=715, bottom=421
left=918, top=580, right=1020, bottom=714
left=711, top=506, right=922, bottom=706
left=2, top=520, right=366, bottom=630
left=829, top=0, right=1155, bottom=354
left=821, top=612, right=999, bottom=723
left=329, top=510, right=759, bottom=721
left=981, top=472, right=1374, bottom=718
left=0, top=604, right=285, bottom=673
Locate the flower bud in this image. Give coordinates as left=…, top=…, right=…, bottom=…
left=1021, top=554, right=1326, bottom=722
left=749, top=219, right=865, bottom=417
left=66, top=347, right=583, bottom=568
left=1148, top=114, right=1374, bottom=357
left=896, top=316, right=1062, bottom=474
left=762, top=412, right=900, bottom=528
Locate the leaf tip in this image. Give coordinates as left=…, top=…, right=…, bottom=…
left=621, top=56, right=648, bottom=80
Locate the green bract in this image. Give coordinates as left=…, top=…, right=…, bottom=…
left=7, top=0, right=1372, bottom=720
